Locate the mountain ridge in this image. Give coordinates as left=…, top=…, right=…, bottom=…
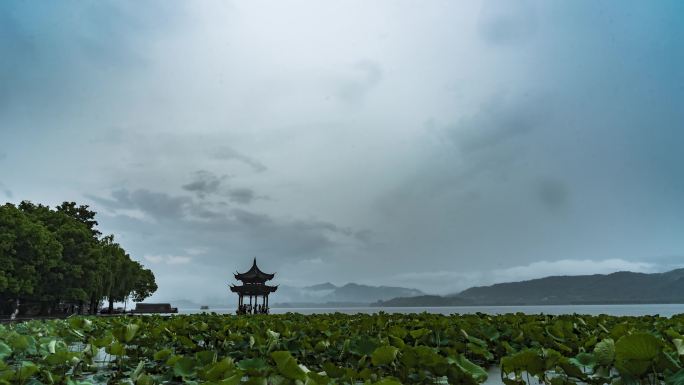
left=272, top=282, right=425, bottom=305
left=376, top=268, right=684, bottom=306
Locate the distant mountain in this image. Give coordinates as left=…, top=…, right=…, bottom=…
left=272, top=282, right=424, bottom=305
left=456, top=269, right=684, bottom=305
left=374, top=269, right=684, bottom=307
left=272, top=283, right=337, bottom=304
left=304, top=282, right=337, bottom=291
left=167, top=299, right=202, bottom=308
left=325, top=283, right=424, bottom=303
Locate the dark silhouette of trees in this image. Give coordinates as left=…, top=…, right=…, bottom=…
left=0, top=201, right=157, bottom=316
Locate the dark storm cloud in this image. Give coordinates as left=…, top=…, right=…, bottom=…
left=211, top=147, right=267, bottom=173
left=182, top=170, right=262, bottom=204
left=89, top=187, right=368, bottom=265
left=89, top=189, right=193, bottom=220
left=227, top=187, right=257, bottom=204
left=182, top=170, right=225, bottom=198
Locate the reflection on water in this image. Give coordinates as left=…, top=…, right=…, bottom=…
left=178, top=304, right=684, bottom=317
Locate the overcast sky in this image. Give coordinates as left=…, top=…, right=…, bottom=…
left=1, top=1, right=683, bottom=302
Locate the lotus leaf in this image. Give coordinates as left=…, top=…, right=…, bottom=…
left=106, top=341, right=125, bottom=356
left=0, top=343, right=11, bottom=360
left=173, top=356, right=198, bottom=378
left=195, top=350, right=217, bottom=365
left=16, top=361, right=38, bottom=381
left=615, top=332, right=661, bottom=376
left=237, top=358, right=268, bottom=374
left=674, top=339, right=684, bottom=356
left=0, top=311, right=683, bottom=384
left=593, top=338, right=615, bottom=366
left=200, top=358, right=236, bottom=381
left=449, top=354, right=488, bottom=384
left=501, top=349, right=544, bottom=377
left=271, top=351, right=307, bottom=381
left=571, top=352, right=596, bottom=368
left=350, top=337, right=379, bottom=356
left=153, top=348, right=173, bottom=361
left=371, top=346, right=399, bottom=366
left=666, top=369, right=684, bottom=385
left=409, top=328, right=430, bottom=340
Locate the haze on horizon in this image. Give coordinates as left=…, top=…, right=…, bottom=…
left=1, top=1, right=683, bottom=303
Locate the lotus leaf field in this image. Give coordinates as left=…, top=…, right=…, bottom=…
left=1, top=312, right=684, bottom=385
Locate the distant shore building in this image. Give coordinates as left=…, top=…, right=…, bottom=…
left=230, top=258, right=277, bottom=314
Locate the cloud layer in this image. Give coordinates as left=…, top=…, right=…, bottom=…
left=2, top=1, right=683, bottom=301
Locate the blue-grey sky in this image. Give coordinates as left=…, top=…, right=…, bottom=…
left=1, top=1, right=683, bottom=301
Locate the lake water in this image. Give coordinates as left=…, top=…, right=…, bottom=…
left=178, top=303, right=684, bottom=317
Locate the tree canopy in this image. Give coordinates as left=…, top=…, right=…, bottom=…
left=0, top=201, right=157, bottom=315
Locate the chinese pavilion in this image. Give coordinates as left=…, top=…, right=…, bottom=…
left=230, top=258, right=277, bottom=314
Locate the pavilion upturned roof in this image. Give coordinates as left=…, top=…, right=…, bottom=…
left=234, top=258, right=275, bottom=283
left=230, top=284, right=278, bottom=295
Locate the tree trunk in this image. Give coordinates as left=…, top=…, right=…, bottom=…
left=52, top=299, right=61, bottom=315
left=89, top=293, right=98, bottom=314
left=40, top=301, right=50, bottom=316
left=108, top=298, right=114, bottom=313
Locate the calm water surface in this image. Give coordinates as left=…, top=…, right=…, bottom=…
left=179, top=304, right=684, bottom=317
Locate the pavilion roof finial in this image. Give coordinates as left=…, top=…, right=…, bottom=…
left=234, top=257, right=275, bottom=283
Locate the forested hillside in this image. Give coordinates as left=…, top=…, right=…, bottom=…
left=457, top=269, right=684, bottom=305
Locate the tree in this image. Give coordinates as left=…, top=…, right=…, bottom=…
left=131, top=266, right=158, bottom=302
left=57, top=202, right=101, bottom=237
left=0, top=201, right=157, bottom=316
left=0, top=204, right=62, bottom=313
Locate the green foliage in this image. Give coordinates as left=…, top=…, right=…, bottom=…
left=371, top=346, right=399, bottom=366
left=0, top=342, right=11, bottom=360
left=614, top=332, right=662, bottom=377
left=271, top=351, right=307, bottom=381
left=0, top=201, right=157, bottom=316
left=667, top=369, right=684, bottom=385
left=593, top=338, right=615, bottom=366
left=1, top=312, right=683, bottom=384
